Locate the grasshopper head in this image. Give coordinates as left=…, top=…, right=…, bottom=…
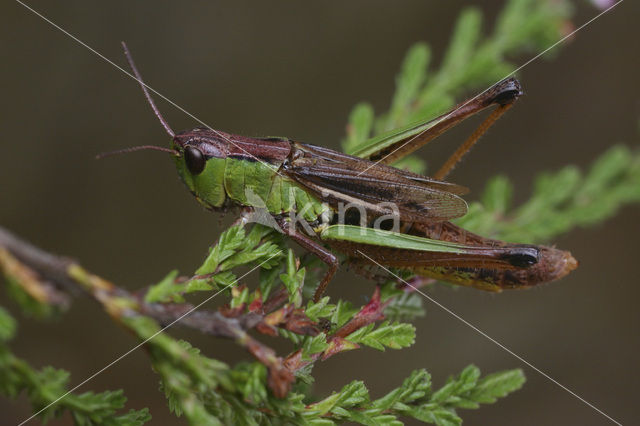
left=172, top=127, right=231, bottom=172
left=172, top=127, right=232, bottom=210
left=118, top=43, right=238, bottom=210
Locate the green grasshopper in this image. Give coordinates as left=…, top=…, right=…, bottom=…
left=111, top=44, right=577, bottom=301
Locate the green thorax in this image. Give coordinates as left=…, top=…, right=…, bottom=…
left=175, top=156, right=330, bottom=222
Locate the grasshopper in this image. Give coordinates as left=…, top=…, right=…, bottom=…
left=110, top=43, right=577, bottom=301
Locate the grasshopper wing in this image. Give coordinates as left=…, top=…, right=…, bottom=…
left=284, top=143, right=468, bottom=223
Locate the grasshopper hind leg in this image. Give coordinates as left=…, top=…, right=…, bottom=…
left=433, top=102, right=516, bottom=180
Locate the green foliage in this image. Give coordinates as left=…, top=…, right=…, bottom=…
left=145, top=224, right=284, bottom=303
left=91, top=220, right=495, bottom=425
left=0, top=307, right=150, bottom=425
left=304, top=366, right=524, bottom=425
left=301, top=334, right=330, bottom=360
left=281, top=249, right=306, bottom=307
left=143, top=270, right=182, bottom=303
left=196, top=224, right=283, bottom=274
left=343, top=0, right=572, bottom=173
left=345, top=321, right=415, bottom=351
left=0, top=306, right=16, bottom=342
left=305, top=296, right=334, bottom=322
left=122, top=313, right=317, bottom=425
left=456, top=145, right=640, bottom=243
left=125, top=316, right=233, bottom=425
left=4, top=270, right=57, bottom=319
left=331, top=300, right=361, bottom=329
left=301, top=297, right=360, bottom=331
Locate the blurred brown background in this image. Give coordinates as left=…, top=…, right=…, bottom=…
left=1, top=1, right=638, bottom=425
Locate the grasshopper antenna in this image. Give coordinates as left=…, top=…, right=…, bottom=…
left=96, top=43, right=179, bottom=160
left=96, top=145, right=178, bottom=159
left=121, top=41, right=175, bottom=138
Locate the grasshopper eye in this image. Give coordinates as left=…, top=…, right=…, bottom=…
left=184, top=146, right=205, bottom=175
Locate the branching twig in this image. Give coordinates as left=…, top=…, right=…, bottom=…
left=0, top=226, right=396, bottom=399
left=0, top=226, right=301, bottom=395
